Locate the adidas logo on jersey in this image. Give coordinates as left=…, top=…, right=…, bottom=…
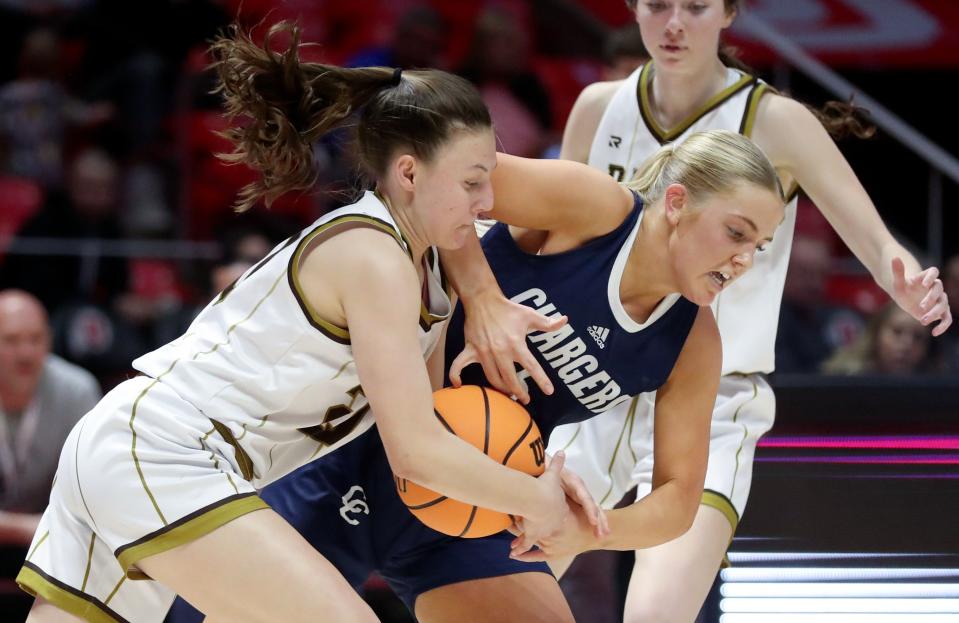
left=587, top=325, right=609, bottom=349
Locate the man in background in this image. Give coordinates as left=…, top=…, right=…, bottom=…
left=0, top=289, right=100, bottom=545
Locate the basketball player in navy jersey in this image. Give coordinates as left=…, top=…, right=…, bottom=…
left=528, top=2, right=952, bottom=621
left=168, top=128, right=787, bottom=623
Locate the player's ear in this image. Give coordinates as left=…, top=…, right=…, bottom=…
left=392, top=154, right=417, bottom=192
left=663, top=183, right=688, bottom=227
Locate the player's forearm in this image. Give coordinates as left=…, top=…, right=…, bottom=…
left=597, top=481, right=700, bottom=551
left=440, top=232, right=500, bottom=302
left=393, top=430, right=549, bottom=520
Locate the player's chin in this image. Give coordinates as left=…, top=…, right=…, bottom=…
left=444, top=224, right=475, bottom=250
left=685, top=282, right=718, bottom=306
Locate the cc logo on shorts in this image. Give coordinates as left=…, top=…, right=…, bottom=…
left=339, top=485, right=370, bottom=526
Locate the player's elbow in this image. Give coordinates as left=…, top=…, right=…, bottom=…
left=668, top=480, right=703, bottom=538
left=383, top=428, right=448, bottom=486
left=386, top=448, right=429, bottom=484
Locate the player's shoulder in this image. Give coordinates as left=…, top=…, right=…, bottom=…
left=752, top=89, right=829, bottom=142
left=755, top=91, right=811, bottom=124
left=563, top=78, right=632, bottom=161
left=574, top=79, right=628, bottom=113
left=310, top=224, right=411, bottom=279
left=752, top=91, right=824, bottom=156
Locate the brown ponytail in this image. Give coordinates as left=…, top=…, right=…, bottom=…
left=211, top=22, right=491, bottom=212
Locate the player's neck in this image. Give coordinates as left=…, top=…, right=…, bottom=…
left=618, top=208, right=677, bottom=322
left=647, top=58, right=729, bottom=129
left=376, top=187, right=430, bottom=268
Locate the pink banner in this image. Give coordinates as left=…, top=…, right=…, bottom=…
left=727, top=0, right=959, bottom=68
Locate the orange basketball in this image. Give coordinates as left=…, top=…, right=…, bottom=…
left=394, top=385, right=546, bottom=538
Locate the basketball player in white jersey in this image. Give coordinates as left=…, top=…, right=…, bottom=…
left=16, top=23, right=591, bottom=623
left=460, top=2, right=951, bottom=621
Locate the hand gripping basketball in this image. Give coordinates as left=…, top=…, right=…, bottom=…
left=394, top=385, right=546, bottom=537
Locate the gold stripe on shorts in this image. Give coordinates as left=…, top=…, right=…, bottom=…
left=701, top=488, right=740, bottom=533
left=17, top=562, right=130, bottom=623
left=115, top=492, right=269, bottom=578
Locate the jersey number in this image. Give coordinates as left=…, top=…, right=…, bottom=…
left=299, top=385, right=369, bottom=447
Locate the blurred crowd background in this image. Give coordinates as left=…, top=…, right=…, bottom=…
left=0, top=0, right=956, bottom=388
left=0, top=1, right=956, bottom=621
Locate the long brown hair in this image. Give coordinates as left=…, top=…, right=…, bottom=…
left=624, top=0, right=874, bottom=140
left=210, top=22, right=492, bottom=212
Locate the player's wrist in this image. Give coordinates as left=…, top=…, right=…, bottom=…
left=457, top=280, right=502, bottom=305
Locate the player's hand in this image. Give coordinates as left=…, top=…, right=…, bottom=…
left=891, top=257, right=952, bottom=336
left=510, top=498, right=597, bottom=563
left=558, top=464, right=609, bottom=539
left=508, top=451, right=570, bottom=556
left=449, top=288, right=567, bottom=404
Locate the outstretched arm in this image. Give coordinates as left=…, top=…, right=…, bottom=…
left=514, top=306, right=721, bottom=561
left=441, top=233, right=566, bottom=404
left=486, top=153, right=634, bottom=241
left=755, top=94, right=951, bottom=335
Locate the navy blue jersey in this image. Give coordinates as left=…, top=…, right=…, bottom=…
left=165, top=196, right=702, bottom=622
left=447, top=193, right=699, bottom=436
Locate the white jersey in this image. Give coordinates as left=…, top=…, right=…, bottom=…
left=133, top=191, right=451, bottom=488
left=587, top=64, right=799, bottom=375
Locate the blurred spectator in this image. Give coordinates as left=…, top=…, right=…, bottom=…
left=0, top=289, right=100, bottom=539
left=0, top=147, right=127, bottom=311
left=459, top=7, right=553, bottom=158
left=0, top=147, right=155, bottom=386
left=822, top=302, right=938, bottom=376
left=941, top=254, right=959, bottom=373
left=62, top=0, right=229, bottom=157
left=0, top=289, right=99, bottom=618
left=776, top=235, right=864, bottom=373
left=602, top=24, right=649, bottom=81
left=348, top=5, right=449, bottom=70
left=0, top=27, right=112, bottom=189
left=0, top=0, right=91, bottom=83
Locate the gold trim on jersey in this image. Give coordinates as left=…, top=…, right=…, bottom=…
left=599, top=396, right=641, bottom=506
left=288, top=214, right=407, bottom=344
left=637, top=63, right=755, bottom=144
left=740, top=82, right=769, bottom=138
left=785, top=181, right=800, bottom=204
left=17, top=563, right=130, bottom=623
left=421, top=247, right=452, bottom=331
left=104, top=574, right=126, bottom=605
left=81, top=533, right=96, bottom=592
left=701, top=489, right=740, bottom=533
left=740, top=83, right=804, bottom=203
left=379, top=193, right=450, bottom=330
left=129, top=375, right=173, bottom=526
left=729, top=377, right=759, bottom=508
left=209, top=418, right=256, bottom=481
left=27, top=530, right=49, bottom=561
left=558, top=424, right=582, bottom=452
left=114, top=492, right=268, bottom=578
left=288, top=211, right=449, bottom=340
